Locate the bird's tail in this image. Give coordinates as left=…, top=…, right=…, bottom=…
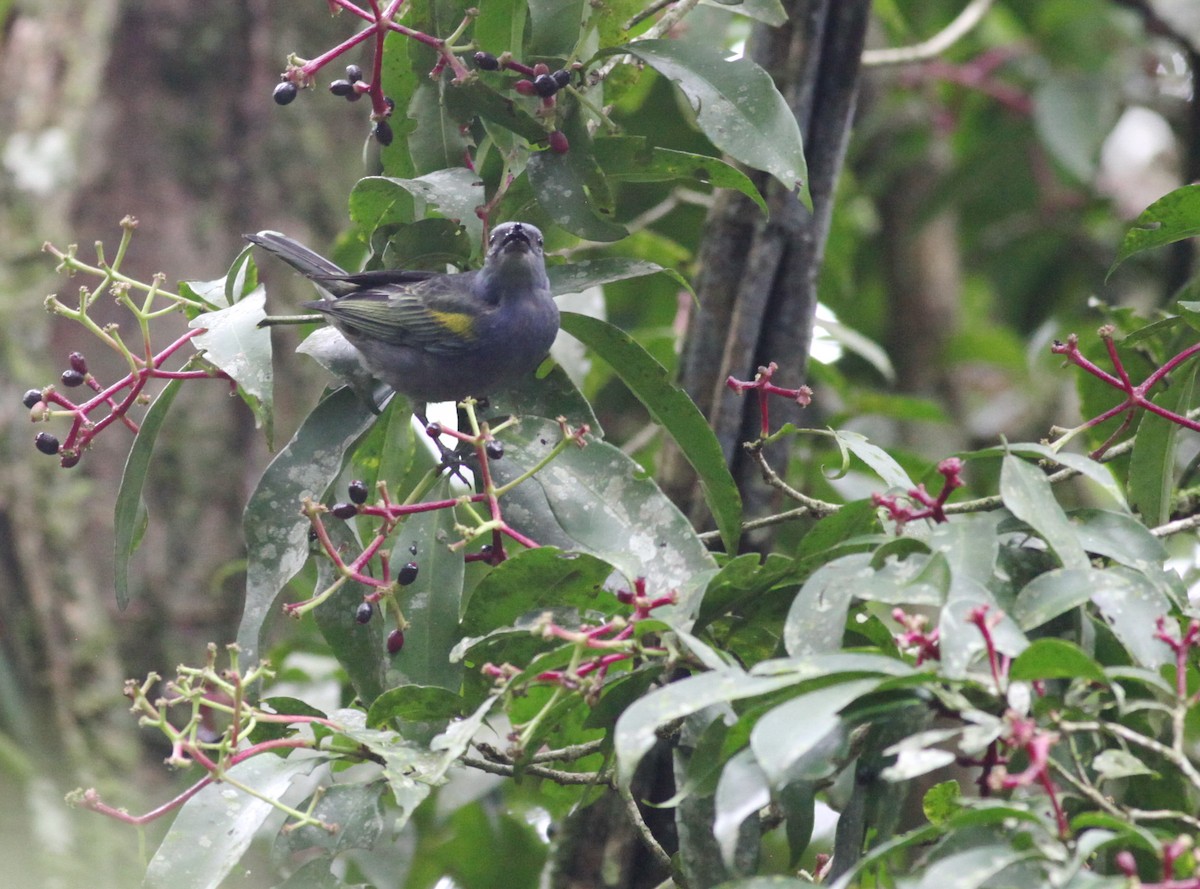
left=245, top=231, right=353, bottom=295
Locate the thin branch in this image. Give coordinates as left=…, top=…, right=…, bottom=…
left=461, top=755, right=613, bottom=786
left=1151, top=512, right=1200, bottom=538
left=862, top=0, right=997, bottom=67
left=619, top=782, right=674, bottom=872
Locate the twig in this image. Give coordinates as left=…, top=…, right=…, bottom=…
left=862, top=0, right=997, bottom=67
left=619, top=782, right=674, bottom=872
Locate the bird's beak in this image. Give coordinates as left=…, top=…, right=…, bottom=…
left=499, top=225, right=534, bottom=253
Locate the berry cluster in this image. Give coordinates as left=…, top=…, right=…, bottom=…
left=474, top=55, right=573, bottom=154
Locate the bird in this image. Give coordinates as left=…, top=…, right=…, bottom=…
left=246, top=222, right=559, bottom=405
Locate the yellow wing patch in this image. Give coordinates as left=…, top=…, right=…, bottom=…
left=428, top=310, right=478, bottom=340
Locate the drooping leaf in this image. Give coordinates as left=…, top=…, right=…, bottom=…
left=999, top=454, right=1088, bottom=569
left=236, top=387, right=379, bottom=666
left=527, top=150, right=628, bottom=241
left=561, top=312, right=742, bottom=553
left=190, top=285, right=274, bottom=443
left=387, top=476, right=466, bottom=692
left=1129, top=360, right=1198, bottom=526
left=1110, top=184, right=1200, bottom=276
left=547, top=257, right=691, bottom=298
left=593, top=135, right=767, bottom=215
left=143, top=753, right=318, bottom=889
left=114, top=378, right=183, bottom=609
left=1008, top=638, right=1107, bottom=683
left=488, top=415, right=716, bottom=621
left=595, top=39, right=809, bottom=205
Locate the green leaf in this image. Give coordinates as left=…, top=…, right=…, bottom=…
left=528, top=0, right=586, bottom=56
left=1111, top=184, right=1200, bottom=276
left=750, top=678, right=883, bottom=788
left=443, top=77, right=549, bottom=144
left=275, top=783, right=386, bottom=859
left=460, top=547, right=615, bottom=635
left=350, top=169, right=484, bottom=249
left=912, top=846, right=1039, bottom=889
left=994, top=441, right=1126, bottom=508
left=596, top=39, right=809, bottom=204
left=114, top=378, right=183, bottom=609
left=1032, top=74, right=1119, bottom=184
left=547, top=257, right=691, bottom=297
left=407, top=80, right=471, bottom=176
left=190, top=285, right=274, bottom=444
left=1009, top=638, right=1107, bottom=683
left=831, top=430, right=914, bottom=490
left=614, top=668, right=805, bottom=787
left=713, top=749, right=771, bottom=869
left=236, top=388, right=379, bottom=666
left=527, top=150, right=628, bottom=241
left=561, top=312, right=742, bottom=553
left=367, top=685, right=466, bottom=726
left=1130, top=360, right=1198, bottom=525
left=488, top=415, right=716, bottom=622
left=1000, top=454, right=1088, bottom=569
left=922, top=781, right=963, bottom=826
left=312, top=518, right=387, bottom=705
left=143, top=753, right=318, bottom=889
left=1091, top=749, right=1158, bottom=782
left=593, top=136, right=767, bottom=215
left=783, top=555, right=869, bottom=657
left=387, top=476, right=466, bottom=691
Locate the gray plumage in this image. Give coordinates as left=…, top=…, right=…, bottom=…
left=247, top=222, right=559, bottom=404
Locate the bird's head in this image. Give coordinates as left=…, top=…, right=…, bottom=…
left=486, top=222, right=545, bottom=262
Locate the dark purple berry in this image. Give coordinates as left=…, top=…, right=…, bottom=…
left=273, top=81, right=298, bottom=105
left=346, top=89, right=363, bottom=102
left=308, top=526, right=319, bottom=542
left=485, top=440, right=504, bottom=461
left=616, top=588, right=635, bottom=605
left=22, top=389, right=42, bottom=409
left=68, top=352, right=88, bottom=374
left=409, top=543, right=418, bottom=556
left=374, top=119, right=394, bottom=146
left=35, top=432, right=60, bottom=455
left=331, top=502, right=358, bottom=520
left=387, top=628, right=405, bottom=654
left=384, top=96, right=395, bottom=114
left=551, top=69, right=570, bottom=89
left=355, top=601, right=374, bottom=624
left=514, top=79, right=536, bottom=96
left=345, top=64, right=363, bottom=83
left=60, top=369, right=85, bottom=388
left=397, top=561, right=419, bottom=586
left=425, top=422, right=442, bottom=437
left=60, top=452, right=80, bottom=469
left=474, top=51, right=499, bottom=71
left=548, top=130, right=569, bottom=154
left=348, top=479, right=368, bottom=504
left=329, top=79, right=354, bottom=97
left=533, top=74, right=558, bottom=97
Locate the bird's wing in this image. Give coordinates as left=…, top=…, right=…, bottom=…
left=305, top=274, right=485, bottom=354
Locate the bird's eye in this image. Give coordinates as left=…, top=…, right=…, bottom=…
left=537, top=235, right=544, bottom=247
